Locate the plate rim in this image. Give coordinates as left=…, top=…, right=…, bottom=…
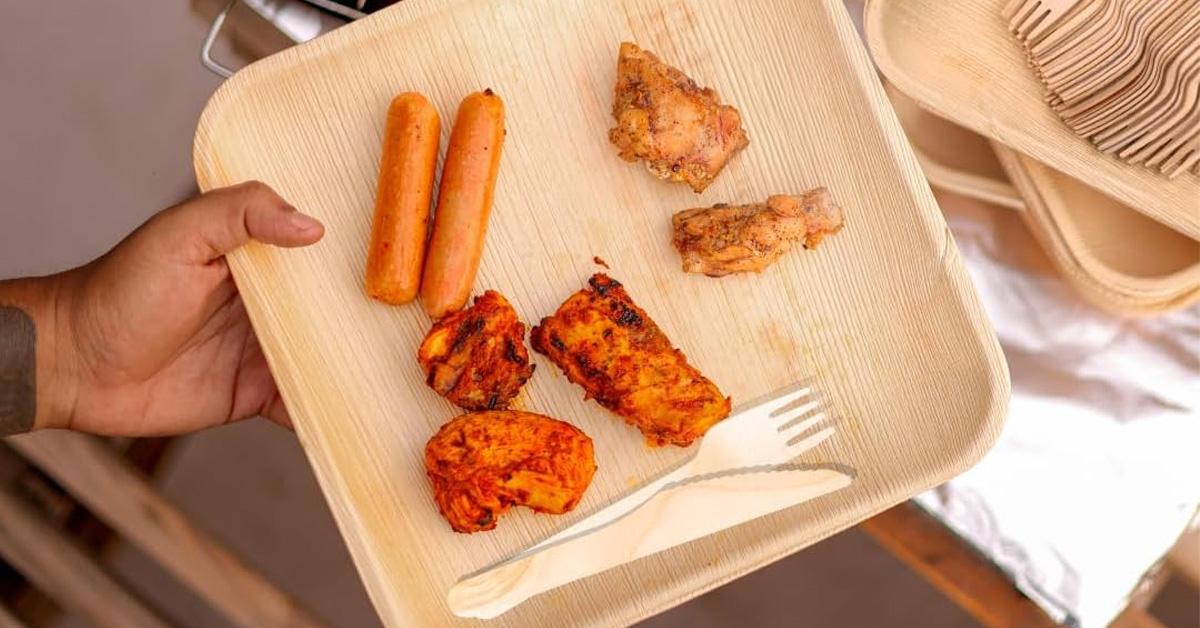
left=193, top=0, right=1011, bottom=624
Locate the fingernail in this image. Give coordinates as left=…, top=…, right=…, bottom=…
left=289, top=210, right=323, bottom=234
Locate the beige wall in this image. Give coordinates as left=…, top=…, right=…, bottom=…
left=0, top=2, right=256, bottom=278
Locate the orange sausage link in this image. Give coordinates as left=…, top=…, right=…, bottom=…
left=420, top=90, right=505, bottom=319
left=365, top=92, right=441, bottom=305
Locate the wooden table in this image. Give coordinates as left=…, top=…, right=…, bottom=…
left=860, top=503, right=1192, bottom=628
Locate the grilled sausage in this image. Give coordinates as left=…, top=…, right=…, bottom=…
left=419, top=89, right=505, bottom=319
left=365, top=92, right=441, bottom=305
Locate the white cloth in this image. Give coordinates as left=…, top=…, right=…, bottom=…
left=916, top=198, right=1200, bottom=627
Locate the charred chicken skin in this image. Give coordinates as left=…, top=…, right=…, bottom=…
left=672, top=189, right=845, bottom=277
left=530, top=274, right=731, bottom=447
left=417, top=291, right=535, bottom=411
left=609, top=42, right=750, bottom=193
left=425, top=411, right=596, bottom=533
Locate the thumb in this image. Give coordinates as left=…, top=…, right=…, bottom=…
left=159, top=181, right=325, bottom=264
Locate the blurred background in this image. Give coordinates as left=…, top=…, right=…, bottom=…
left=0, top=2, right=1195, bottom=627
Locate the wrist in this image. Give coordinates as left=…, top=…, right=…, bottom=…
left=0, top=273, right=80, bottom=432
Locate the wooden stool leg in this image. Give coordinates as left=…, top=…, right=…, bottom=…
left=0, top=485, right=166, bottom=628
left=7, top=431, right=326, bottom=628
left=859, top=502, right=1059, bottom=628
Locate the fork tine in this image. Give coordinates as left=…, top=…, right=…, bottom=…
left=786, top=424, right=836, bottom=456
left=779, top=410, right=828, bottom=439
left=774, top=400, right=821, bottom=424
left=1013, top=1, right=1042, bottom=29
left=765, top=385, right=814, bottom=418
left=1003, top=0, right=1032, bottom=19
left=1014, top=4, right=1047, bottom=38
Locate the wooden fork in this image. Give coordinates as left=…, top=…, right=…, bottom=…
left=1040, top=0, right=1152, bottom=91
left=1096, top=34, right=1200, bottom=151
left=447, top=383, right=844, bottom=618
left=517, top=384, right=835, bottom=551
left=1053, top=1, right=1190, bottom=117
left=1006, top=0, right=1090, bottom=42
left=1067, top=8, right=1200, bottom=133
left=1112, top=60, right=1200, bottom=158
left=1051, top=0, right=1168, bottom=104
left=1037, top=0, right=1123, bottom=82
left=1157, top=135, right=1200, bottom=177
left=1030, top=0, right=1108, bottom=58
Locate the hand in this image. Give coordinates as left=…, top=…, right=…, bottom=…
left=37, top=182, right=324, bottom=436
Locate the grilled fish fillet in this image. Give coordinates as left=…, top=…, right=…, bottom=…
left=425, top=411, right=596, bottom=533
left=417, top=291, right=534, bottom=411
left=672, top=189, right=845, bottom=277
left=609, top=42, right=749, bottom=193
left=531, top=274, right=731, bottom=447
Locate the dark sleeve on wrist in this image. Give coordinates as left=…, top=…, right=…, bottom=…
left=0, top=306, right=36, bottom=436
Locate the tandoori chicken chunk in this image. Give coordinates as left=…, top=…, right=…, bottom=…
left=425, top=411, right=596, bottom=533
left=530, top=274, right=731, bottom=447
left=417, top=291, right=535, bottom=411
left=609, top=42, right=749, bottom=193
left=671, top=189, right=845, bottom=277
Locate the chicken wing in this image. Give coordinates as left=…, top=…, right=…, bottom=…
left=609, top=42, right=749, bottom=193
left=530, top=274, right=730, bottom=447
left=417, top=290, right=535, bottom=411
left=425, top=410, right=596, bottom=533
left=672, top=189, right=845, bottom=277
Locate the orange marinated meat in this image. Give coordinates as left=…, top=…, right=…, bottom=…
left=417, top=291, right=534, bottom=411
left=424, top=411, right=596, bottom=533
left=531, top=274, right=731, bottom=447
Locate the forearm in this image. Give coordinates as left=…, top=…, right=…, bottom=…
left=0, top=276, right=76, bottom=434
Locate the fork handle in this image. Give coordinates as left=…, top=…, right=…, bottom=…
left=447, top=467, right=853, bottom=619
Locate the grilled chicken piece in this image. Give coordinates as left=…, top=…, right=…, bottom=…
left=672, top=189, right=845, bottom=277
left=417, top=291, right=535, bottom=411
left=425, top=411, right=596, bottom=533
left=609, top=42, right=749, bottom=193
left=531, top=274, right=730, bottom=447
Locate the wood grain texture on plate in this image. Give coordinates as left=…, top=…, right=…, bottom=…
left=193, top=0, right=1008, bottom=625
left=865, top=0, right=1200, bottom=241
